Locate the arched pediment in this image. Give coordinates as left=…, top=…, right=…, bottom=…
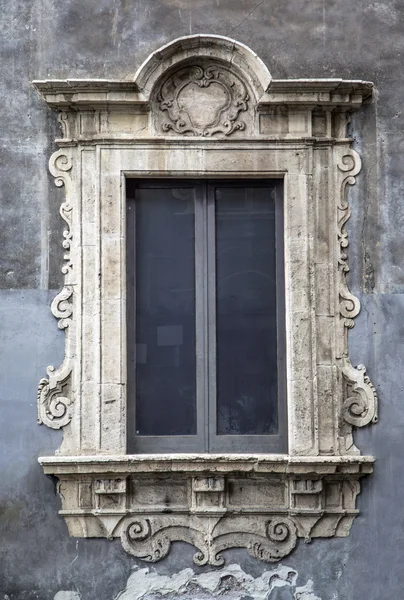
left=133, top=34, right=272, bottom=102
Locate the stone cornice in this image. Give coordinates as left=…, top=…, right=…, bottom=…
left=260, top=79, right=373, bottom=108
left=33, top=78, right=372, bottom=110
left=32, top=80, right=146, bottom=108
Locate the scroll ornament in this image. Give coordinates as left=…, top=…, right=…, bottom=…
left=337, top=149, right=361, bottom=329
left=37, top=150, right=74, bottom=430
left=342, top=358, right=378, bottom=427
left=336, top=150, right=378, bottom=429
left=121, top=516, right=297, bottom=566
left=37, top=362, right=73, bottom=429
left=51, top=286, right=73, bottom=329
left=49, top=150, right=73, bottom=276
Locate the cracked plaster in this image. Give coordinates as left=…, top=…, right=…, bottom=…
left=111, top=564, right=322, bottom=600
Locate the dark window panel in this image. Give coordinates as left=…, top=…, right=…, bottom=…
left=215, top=186, right=278, bottom=436
left=133, top=186, right=197, bottom=436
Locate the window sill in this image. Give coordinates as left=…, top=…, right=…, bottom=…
left=39, top=453, right=374, bottom=565
left=39, top=453, right=374, bottom=474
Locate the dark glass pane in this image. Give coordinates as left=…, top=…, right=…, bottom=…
left=135, top=187, right=196, bottom=435
left=215, top=186, right=278, bottom=435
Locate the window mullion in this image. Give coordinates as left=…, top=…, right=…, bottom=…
left=207, top=183, right=217, bottom=452
left=195, top=183, right=209, bottom=452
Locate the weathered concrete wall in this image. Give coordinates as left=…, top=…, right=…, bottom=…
left=1, top=1, right=403, bottom=598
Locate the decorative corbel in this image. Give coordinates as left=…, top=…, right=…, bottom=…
left=342, top=358, right=378, bottom=427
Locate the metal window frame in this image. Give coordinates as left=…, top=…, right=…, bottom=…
left=126, top=179, right=286, bottom=454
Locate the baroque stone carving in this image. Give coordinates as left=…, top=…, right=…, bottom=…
left=37, top=362, right=73, bottom=429
left=34, top=34, right=377, bottom=565
left=335, top=149, right=378, bottom=430
left=58, top=112, right=70, bottom=139
left=121, top=515, right=297, bottom=566
left=37, top=150, right=74, bottom=430
left=342, top=358, right=378, bottom=426
left=337, top=149, right=362, bottom=330
left=156, top=64, right=249, bottom=136
left=39, top=455, right=373, bottom=565
left=51, top=286, right=73, bottom=329
left=49, top=150, right=74, bottom=276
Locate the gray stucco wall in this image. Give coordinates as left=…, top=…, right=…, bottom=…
left=1, top=1, right=403, bottom=598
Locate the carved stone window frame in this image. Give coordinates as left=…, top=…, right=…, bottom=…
left=34, top=34, right=377, bottom=566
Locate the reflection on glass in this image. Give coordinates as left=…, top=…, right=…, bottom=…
left=135, top=187, right=196, bottom=435
left=215, top=186, right=278, bottom=435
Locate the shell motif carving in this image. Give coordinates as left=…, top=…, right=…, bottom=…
left=156, top=64, right=249, bottom=137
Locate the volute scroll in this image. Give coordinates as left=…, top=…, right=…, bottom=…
left=37, top=149, right=75, bottom=431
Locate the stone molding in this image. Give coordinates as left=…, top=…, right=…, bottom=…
left=40, top=454, right=373, bottom=565
left=133, top=34, right=272, bottom=101
left=33, top=79, right=372, bottom=111
left=34, top=34, right=377, bottom=564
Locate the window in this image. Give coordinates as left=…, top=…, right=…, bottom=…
left=126, top=180, right=286, bottom=453
left=35, top=34, right=377, bottom=566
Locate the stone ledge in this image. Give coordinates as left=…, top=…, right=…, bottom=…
left=39, top=454, right=374, bottom=475
left=39, top=454, right=374, bottom=565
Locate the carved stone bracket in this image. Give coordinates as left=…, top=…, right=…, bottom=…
left=37, top=360, right=73, bottom=429
left=93, top=478, right=129, bottom=537
left=342, top=358, right=378, bottom=427
left=191, top=476, right=226, bottom=515
left=155, top=63, right=249, bottom=136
